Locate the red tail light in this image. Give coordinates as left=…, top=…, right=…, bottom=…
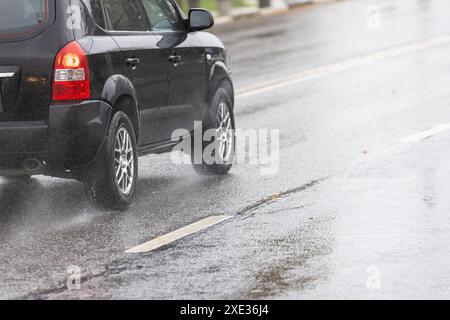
left=52, top=41, right=91, bottom=101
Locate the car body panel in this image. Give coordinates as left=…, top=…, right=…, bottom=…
left=48, top=100, right=112, bottom=172
left=110, top=32, right=169, bottom=144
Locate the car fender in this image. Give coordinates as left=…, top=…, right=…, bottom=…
left=209, top=61, right=234, bottom=106
left=101, top=75, right=141, bottom=136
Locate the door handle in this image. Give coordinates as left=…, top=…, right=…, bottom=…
left=126, top=58, right=141, bottom=69
left=168, top=54, right=182, bottom=64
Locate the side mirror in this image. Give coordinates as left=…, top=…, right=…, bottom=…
left=188, top=9, right=214, bottom=32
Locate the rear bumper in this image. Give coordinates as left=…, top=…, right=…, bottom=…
left=0, top=100, right=112, bottom=177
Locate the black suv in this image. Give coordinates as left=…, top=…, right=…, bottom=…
left=0, top=0, right=235, bottom=209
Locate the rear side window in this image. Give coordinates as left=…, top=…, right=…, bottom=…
left=0, top=0, right=52, bottom=40
left=103, top=0, right=149, bottom=31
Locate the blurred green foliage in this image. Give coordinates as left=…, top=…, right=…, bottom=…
left=178, top=0, right=247, bottom=13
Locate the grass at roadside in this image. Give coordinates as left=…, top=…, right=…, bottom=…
left=179, top=0, right=248, bottom=13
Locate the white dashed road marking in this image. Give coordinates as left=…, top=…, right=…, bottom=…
left=401, top=123, right=450, bottom=143
left=125, top=215, right=232, bottom=253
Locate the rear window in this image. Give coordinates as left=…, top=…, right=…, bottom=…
left=0, top=0, right=52, bottom=41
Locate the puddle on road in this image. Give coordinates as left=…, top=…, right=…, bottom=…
left=242, top=216, right=334, bottom=299
left=251, top=30, right=286, bottom=40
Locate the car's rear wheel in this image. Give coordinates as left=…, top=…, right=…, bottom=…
left=192, top=87, right=235, bottom=175
left=83, top=111, right=138, bottom=210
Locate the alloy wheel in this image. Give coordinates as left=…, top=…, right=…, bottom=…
left=114, top=126, right=134, bottom=195
left=216, top=102, right=234, bottom=164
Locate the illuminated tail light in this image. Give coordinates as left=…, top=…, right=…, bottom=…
left=52, top=41, right=91, bottom=101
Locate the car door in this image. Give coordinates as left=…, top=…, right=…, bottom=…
left=140, top=0, right=209, bottom=138
left=102, top=0, right=169, bottom=145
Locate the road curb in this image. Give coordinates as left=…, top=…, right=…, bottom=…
left=214, top=0, right=337, bottom=25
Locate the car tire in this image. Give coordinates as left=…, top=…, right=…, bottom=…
left=192, top=87, right=236, bottom=176
left=83, top=111, right=138, bottom=210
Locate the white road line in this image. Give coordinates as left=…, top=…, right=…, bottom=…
left=125, top=215, right=232, bottom=254
left=0, top=72, right=14, bottom=78
left=401, top=123, right=450, bottom=143
left=236, top=35, right=450, bottom=99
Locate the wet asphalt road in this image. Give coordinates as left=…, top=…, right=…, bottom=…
left=2, top=0, right=450, bottom=299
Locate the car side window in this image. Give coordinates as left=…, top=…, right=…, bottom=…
left=102, top=0, right=149, bottom=31
left=88, top=0, right=107, bottom=29
left=140, top=0, right=184, bottom=31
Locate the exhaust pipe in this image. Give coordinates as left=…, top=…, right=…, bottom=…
left=23, top=158, right=44, bottom=173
